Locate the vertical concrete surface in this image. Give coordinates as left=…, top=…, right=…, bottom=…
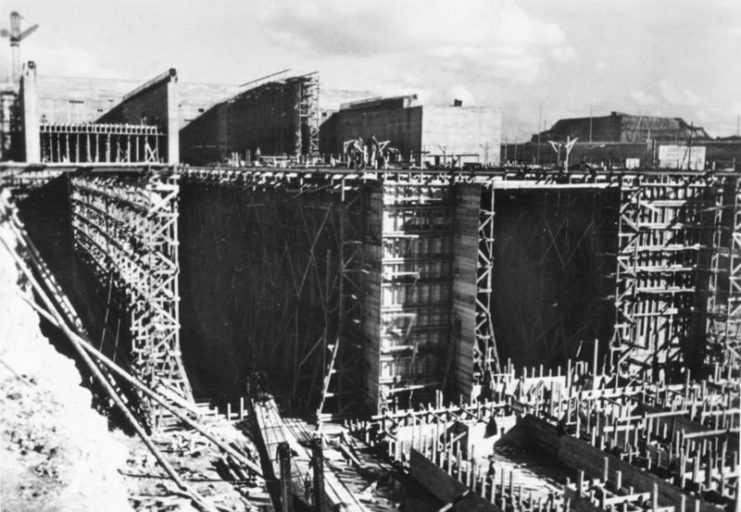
left=166, top=77, right=179, bottom=164
left=451, top=183, right=480, bottom=398
left=21, top=61, right=40, bottom=163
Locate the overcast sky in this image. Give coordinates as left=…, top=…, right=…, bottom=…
left=2, top=0, right=740, bottom=140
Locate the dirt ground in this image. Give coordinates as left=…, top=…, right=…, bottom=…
left=0, top=217, right=133, bottom=511
left=1, top=203, right=273, bottom=511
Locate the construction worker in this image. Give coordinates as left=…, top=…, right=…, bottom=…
left=347, top=136, right=366, bottom=169
left=367, top=134, right=379, bottom=169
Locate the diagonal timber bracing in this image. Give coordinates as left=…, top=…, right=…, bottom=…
left=178, top=168, right=366, bottom=418
left=70, top=172, right=192, bottom=424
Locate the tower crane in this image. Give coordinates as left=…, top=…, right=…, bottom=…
left=1, top=11, right=39, bottom=84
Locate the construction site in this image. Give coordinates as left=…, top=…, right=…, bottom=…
left=1, top=8, right=740, bottom=512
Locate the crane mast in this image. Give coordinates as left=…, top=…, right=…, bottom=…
left=2, top=11, right=39, bottom=85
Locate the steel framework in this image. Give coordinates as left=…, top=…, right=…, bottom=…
left=70, top=172, right=192, bottom=423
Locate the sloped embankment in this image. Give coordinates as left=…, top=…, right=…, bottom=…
left=0, top=191, right=133, bottom=512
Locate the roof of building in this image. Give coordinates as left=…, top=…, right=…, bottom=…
left=533, top=111, right=709, bottom=143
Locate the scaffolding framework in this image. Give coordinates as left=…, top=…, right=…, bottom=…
left=70, top=172, right=192, bottom=422
left=475, top=186, right=499, bottom=382
left=35, top=165, right=739, bottom=422
left=375, top=179, right=456, bottom=409
left=707, top=176, right=741, bottom=373
left=611, top=173, right=716, bottom=376
left=297, top=74, right=320, bottom=158
left=317, top=187, right=366, bottom=419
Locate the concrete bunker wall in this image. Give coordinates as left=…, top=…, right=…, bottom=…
left=97, top=69, right=179, bottom=163
left=180, top=77, right=318, bottom=164
left=491, top=187, right=620, bottom=368
left=320, top=105, right=423, bottom=158
left=178, top=181, right=353, bottom=413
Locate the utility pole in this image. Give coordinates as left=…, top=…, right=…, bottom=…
left=548, top=136, right=578, bottom=171
left=537, top=104, right=542, bottom=165
left=737, top=114, right=740, bottom=137
left=687, top=122, right=694, bottom=170
left=589, top=106, right=593, bottom=143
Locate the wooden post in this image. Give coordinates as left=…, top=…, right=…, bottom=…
left=592, top=338, right=599, bottom=389
left=277, top=442, right=294, bottom=512
left=652, top=482, right=658, bottom=512
left=602, top=457, right=609, bottom=483
left=311, top=437, right=325, bottom=512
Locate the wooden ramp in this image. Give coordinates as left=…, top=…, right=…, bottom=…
left=253, top=398, right=369, bottom=512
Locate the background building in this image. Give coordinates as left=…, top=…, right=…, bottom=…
left=320, top=95, right=502, bottom=166
left=532, top=111, right=709, bottom=144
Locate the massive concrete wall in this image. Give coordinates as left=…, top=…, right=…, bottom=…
left=451, top=183, right=480, bottom=398
left=97, top=69, right=179, bottom=163
left=35, top=75, right=139, bottom=124
left=178, top=182, right=350, bottom=412
left=320, top=105, right=423, bottom=158
left=320, top=104, right=502, bottom=165
left=422, top=106, right=502, bottom=165
left=178, top=102, right=229, bottom=165
left=362, top=186, right=384, bottom=410
left=178, top=82, right=240, bottom=129
left=12, top=67, right=241, bottom=164
left=180, top=77, right=316, bottom=164
left=178, top=175, right=482, bottom=413
left=491, top=188, right=619, bottom=369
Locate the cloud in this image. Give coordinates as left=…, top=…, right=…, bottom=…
left=256, top=0, right=576, bottom=99
left=657, top=80, right=702, bottom=107
left=628, top=90, right=658, bottom=106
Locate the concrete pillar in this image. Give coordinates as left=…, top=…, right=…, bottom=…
left=21, top=61, right=40, bottom=163
left=165, top=68, right=179, bottom=165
